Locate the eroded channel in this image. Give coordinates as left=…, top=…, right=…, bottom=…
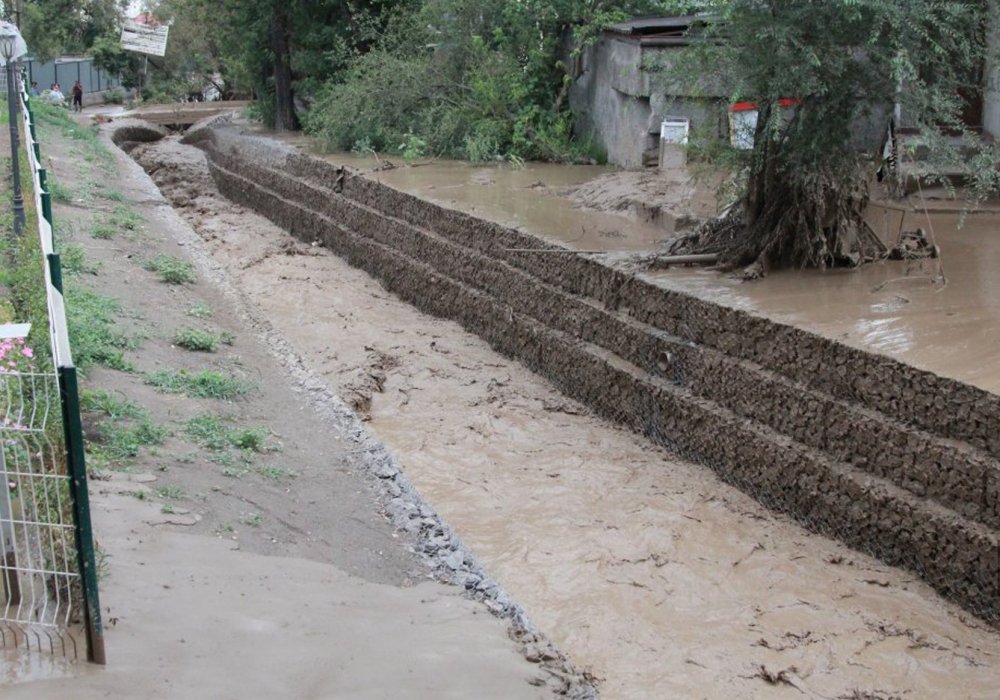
left=130, top=131, right=1000, bottom=700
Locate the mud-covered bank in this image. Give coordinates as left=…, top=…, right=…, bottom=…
left=158, top=118, right=1000, bottom=621
left=121, top=123, right=1000, bottom=699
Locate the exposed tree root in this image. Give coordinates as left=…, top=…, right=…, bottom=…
left=666, top=166, right=889, bottom=279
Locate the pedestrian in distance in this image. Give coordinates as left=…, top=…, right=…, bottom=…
left=72, top=80, right=83, bottom=112
left=47, top=83, right=65, bottom=106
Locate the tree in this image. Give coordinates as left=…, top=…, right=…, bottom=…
left=304, top=0, right=673, bottom=160
left=19, top=0, right=126, bottom=62
left=663, top=0, right=999, bottom=276
left=184, top=0, right=399, bottom=130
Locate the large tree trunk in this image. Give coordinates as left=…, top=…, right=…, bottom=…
left=666, top=102, right=885, bottom=277
left=269, top=3, right=299, bottom=132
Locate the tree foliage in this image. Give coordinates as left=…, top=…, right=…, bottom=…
left=663, top=0, right=999, bottom=274
left=304, top=0, right=671, bottom=162
left=174, top=0, right=401, bottom=129
left=18, top=0, right=125, bottom=62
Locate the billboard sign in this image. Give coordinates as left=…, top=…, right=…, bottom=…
left=120, top=19, right=169, bottom=57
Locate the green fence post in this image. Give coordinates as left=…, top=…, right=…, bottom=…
left=41, top=191, right=52, bottom=227
left=32, top=141, right=40, bottom=162
left=58, top=364, right=106, bottom=665
left=47, top=253, right=63, bottom=293
left=38, top=167, right=47, bottom=193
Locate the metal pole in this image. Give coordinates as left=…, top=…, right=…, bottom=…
left=58, top=364, right=106, bottom=665
left=0, top=443, right=21, bottom=608
left=6, top=58, right=25, bottom=237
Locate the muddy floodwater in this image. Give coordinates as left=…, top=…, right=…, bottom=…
left=285, top=134, right=1000, bottom=394
left=272, top=133, right=714, bottom=251
left=136, top=134, right=1000, bottom=699
left=644, top=205, right=1000, bottom=393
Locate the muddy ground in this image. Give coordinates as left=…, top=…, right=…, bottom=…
left=125, top=129, right=1000, bottom=700
left=2, top=115, right=569, bottom=697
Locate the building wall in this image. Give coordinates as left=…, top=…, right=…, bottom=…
left=985, top=7, right=1000, bottom=139
left=568, top=36, right=726, bottom=168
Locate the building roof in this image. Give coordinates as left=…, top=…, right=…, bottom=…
left=605, top=14, right=713, bottom=46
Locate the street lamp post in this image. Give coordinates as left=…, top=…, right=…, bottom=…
left=0, top=34, right=24, bottom=237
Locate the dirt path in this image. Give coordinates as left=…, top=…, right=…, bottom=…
left=2, top=113, right=561, bottom=697
left=3, top=477, right=551, bottom=699
left=129, top=132, right=1000, bottom=699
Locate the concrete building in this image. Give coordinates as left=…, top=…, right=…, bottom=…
left=567, top=16, right=726, bottom=169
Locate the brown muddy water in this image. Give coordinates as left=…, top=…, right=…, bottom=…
left=271, top=133, right=714, bottom=252
left=136, top=134, right=1000, bottom=699
left=284, top=135, right=1000, bottom=393
left=644, top=206, right=1000, bottom=393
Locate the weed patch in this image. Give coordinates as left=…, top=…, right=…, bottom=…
left=90, top=220, right=117, bottom=239
left=46, top=177, right=73, bottom=203
left=253, top=464, right=295, bottom=481
left=95, top=188, right=125, bottom=202
left=186, top=302, right=213, bottom=319
left=144, top=369, right=250, bottom=400
left=184, top=413, right=269, bottom=453
left=173, top=328, right=218, bottom=352
left=241, top=512, right=263, bottom=527
left=154, top=484, right=185, bottom=500
left=90, top=417, right=168, bottom=463
left=60, top=244, right=101, bottom=275
left=142, top=255, right=196, bottom=284
left=65, top=286, right=137, bottom=371
left=80, top=389, right=145, bottom=420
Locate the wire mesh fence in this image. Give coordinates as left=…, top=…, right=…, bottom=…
left=0, top=65, right=104, bottom=663
left=1, top=369, right=81, bottom=657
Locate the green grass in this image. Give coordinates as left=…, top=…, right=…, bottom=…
left=142, top=255, right=196, bottom=285
left=90, top=204, right=142, bottom=240
left=90, top=220, right=117, bottom=239
left=173, top=328, right=218, bottom=352
left=184, top=413, right=230, bottom=450
left=144, top=369, right=250, bottom=400
left=65, top=286, right=137, bottom=371
left=241, top=512, right=263, bottom=527
left=154, top=484, right=185, bottom=500
left=186, top=302, right=213, bottom=319
left=228, top=426, right=267, bottom=452
left=46, top=177, right=73, bottom=203
left=91, top=417, right=168, bottom=462
left=184, top=413, right=269, bottom=452
left=96, top=188, right=125, bottom=202
left=111, top=205, right=142, bottom=232
left=80, top=389, right=145, bottom=420
left=253, top=464, right=295, bottom=481
left=60, top=243, right=101, bottom=275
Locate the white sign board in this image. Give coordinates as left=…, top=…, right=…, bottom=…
left=121, top=19, right=169, bottom=57
left=660, top=117, right=690, bottom=145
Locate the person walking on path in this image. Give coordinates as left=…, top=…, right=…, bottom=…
left=71, top=80, right=83, bottom=112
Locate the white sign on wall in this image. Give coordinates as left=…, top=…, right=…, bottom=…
left=120, top=19, right=169, bottom=57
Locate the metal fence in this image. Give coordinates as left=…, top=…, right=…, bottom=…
left=0, top=57, right=123, bottom=103
left=26, top=56, right=122, bottom=96
left=0, top=69, right=105, bottom=664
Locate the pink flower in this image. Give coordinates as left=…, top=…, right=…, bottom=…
left=21, top=347, right=32, bottom=358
